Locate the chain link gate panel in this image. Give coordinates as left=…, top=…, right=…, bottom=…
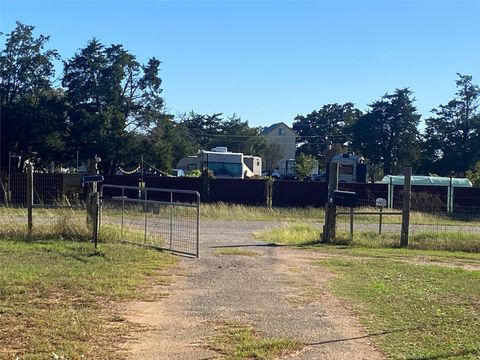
left=99, top=185, right=200, bottom=257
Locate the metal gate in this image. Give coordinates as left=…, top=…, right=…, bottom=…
left=99, top=184, right=200, bottom=257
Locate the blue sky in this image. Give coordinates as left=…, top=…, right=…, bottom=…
left=1, top=0, right=479, bottom=129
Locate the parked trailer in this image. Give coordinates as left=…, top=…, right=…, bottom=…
left=328, top=153, right=367, bottom=183
left=176, top=147, right=262, bottom=179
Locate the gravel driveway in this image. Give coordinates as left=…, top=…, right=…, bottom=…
left=125, top=220, right=384, bottom=359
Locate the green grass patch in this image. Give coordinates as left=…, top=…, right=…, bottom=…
left=316, top=257, right=480, bottom=359
left=0, top=238, right=176, bottom=359
left=254, top=223, right=321, bottom=245
left=208, top=323, right=302, bottom=359
left=200, top=203, right=325, bottom=221
left=214, top=248, right=260, bottom=256
left=256, top=223, right=480, bottom=253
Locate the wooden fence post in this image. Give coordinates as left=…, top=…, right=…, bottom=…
left=400, top=167, right=412, bottom=248
left=322, top=162, right=339, bottom=243
left=26, top=162, right=33, bottom=237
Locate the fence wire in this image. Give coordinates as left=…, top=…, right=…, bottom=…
left=336, top=206, right=480, bottom=240
left=100, top=185, right=200, bottom=257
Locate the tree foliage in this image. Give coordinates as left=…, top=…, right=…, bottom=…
left=294, top=153, right=318, bottom=180
left=1, top=22, right=479, bottom=180
left=262, top=143, right=284, bottom=174
left=352, top=88, right=421, bottom=176
left=61, top=39, right=168, bottom=172
left=180, top=112, right=265, bottom=155
left=466, top=161, right=480, bottom=187
left=293, top=103, right=361, bottom=169
left=0, top=22, right=62, bottom=169
left=422, top=74, right=480, bottom=176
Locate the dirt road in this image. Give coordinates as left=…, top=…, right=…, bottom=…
left=125, top=220, right=384, bottom=359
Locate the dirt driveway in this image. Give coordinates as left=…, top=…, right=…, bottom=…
left=124, top=220, right=384, bottom=359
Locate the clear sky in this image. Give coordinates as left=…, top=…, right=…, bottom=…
left=1, top=0, right=479, bottom=129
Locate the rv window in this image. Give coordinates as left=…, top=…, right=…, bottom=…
left=339, top=164, right=354, bottom=175
left=207, top=162, right=243, bottom=177
left=188, top=164, right=197, bottom=170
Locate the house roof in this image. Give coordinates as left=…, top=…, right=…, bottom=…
left=261, top=122, right=297, bottom=136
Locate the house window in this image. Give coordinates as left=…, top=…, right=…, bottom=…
left=278, top=128, right=286, bottom=135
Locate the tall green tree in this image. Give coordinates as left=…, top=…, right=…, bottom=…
left=351, top=88, right=421, bottom=176
left=292, top=103, right=361, bottom=169
left=220, top=114, right=266, bottom=155
left=422, top=74, right=480, bottom=175
left=466, top=161, right=480, bottom=187
left=62, top=39, right=166, bottom=173
left=180, top=112, right=265, bottom=155
left=180, top=112, right=223, bottom=151
left=0, top=22, right=62, bottom=169
left=262, top=143, right=284, bottom=174
left=294, top=153, right=318, bottom=180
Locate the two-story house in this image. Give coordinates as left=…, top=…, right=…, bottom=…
left=261, top=122, right=297, bottom=176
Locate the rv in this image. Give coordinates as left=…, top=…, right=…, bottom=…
left=329, top=153, right=367, bottom=183
left=176, top=147, right=262, bottom=179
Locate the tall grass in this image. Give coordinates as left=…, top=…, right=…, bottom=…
left=1, top=203, right=479, bottom=224
left=255, top=223, right=480, bottom=253
left=0, top=206, right=127, bottom=243
left=200, top=202, right=325, bottom=221
left=254, top=223, right=322, bottom=245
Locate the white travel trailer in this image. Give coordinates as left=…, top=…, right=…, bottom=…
left=330, top=153, right=368, bottom=183
left=176, top=147, right=262, bottom=179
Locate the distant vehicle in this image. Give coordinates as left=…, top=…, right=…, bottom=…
left=305, top=172, right=326, bottom=182
left=262, top=169, right=281, bottom=179
left=171, top=169, right=185, bottom=177
left=329, top=153, right=367, bottom=183
left=176, top=147, right=262, bottom=179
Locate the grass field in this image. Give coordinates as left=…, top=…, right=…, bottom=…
left=319, top=258, right=480, bottom=359
left=255, top=223, right=480, bottom=359
left=255, top=223, right=480, bottom=253
left=1, top=203, right=479, bottom=226
left=0, top=238, right=176, bottom=359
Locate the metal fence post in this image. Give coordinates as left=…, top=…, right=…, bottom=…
left=144, top=188, right=148, bottom=244
left=349, top=207, right=354, bottom=241
left=121, top=187, right=125, bottom=239
left=26, top=162, right=33, bottom=237
left=379, top=206, right=383, bottom=235
left=196, top=192, right=200, bottom=258
left=169, top=191, right=173, bottom=250
left=400, top=167, right=412, bottom=248
left=92, top=192, right=99, bottom=248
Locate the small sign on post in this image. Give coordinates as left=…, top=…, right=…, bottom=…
left=82, top=175, right=104, bottom=186
left=376, top=198, right=387, bottom=235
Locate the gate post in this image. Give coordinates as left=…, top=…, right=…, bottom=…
left=322, top=162, right=339, bottom=243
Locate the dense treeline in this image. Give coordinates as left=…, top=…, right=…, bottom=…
left=1, top=22, right=479, bottom=181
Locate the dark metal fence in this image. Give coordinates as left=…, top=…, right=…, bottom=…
left=2, top=173, right=480, bottom=213
left=210, top=178, right=268, bottom=205
left=272, top=180, right=328, bottom=207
